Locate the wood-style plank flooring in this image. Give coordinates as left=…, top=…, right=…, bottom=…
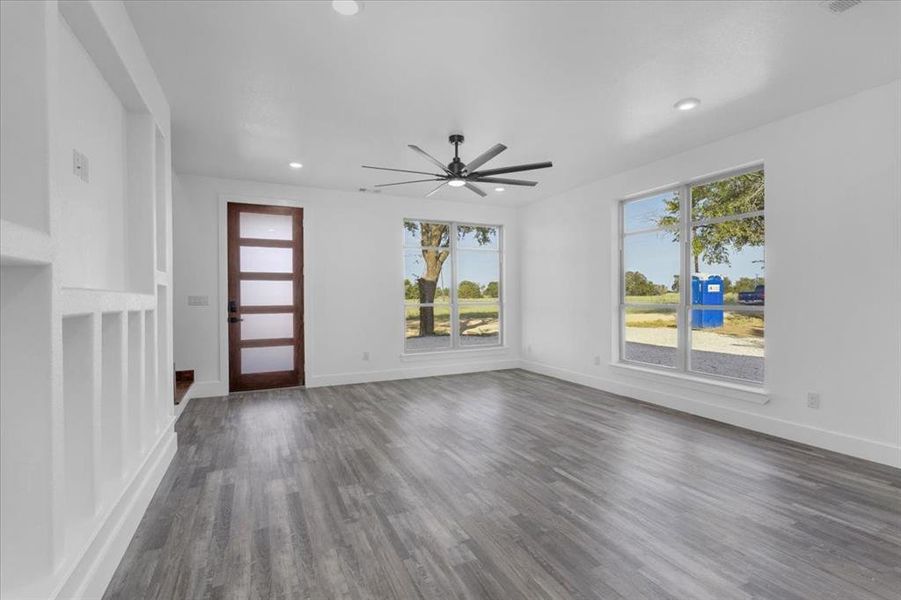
left=104, top=370, right=901, bottom=599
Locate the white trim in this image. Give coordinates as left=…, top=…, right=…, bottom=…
left=619, top=165, right=766, bottom=386
left=402, top=220, right=503, bottom=354
left=519, top=360, right=901, bottom=468
left=307, top=358, right=519, bottom=388
left=400, top=346, right=512, bottom=362
left=185, top=379, right=228, bottom=399
left=217, top=194, right=309, bottom=391
left=51, top=423, right=177, bottom=600
left=610, top=361, right=769, bottom=401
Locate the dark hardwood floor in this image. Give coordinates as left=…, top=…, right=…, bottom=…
left=103, top=369, right=901, bottom=600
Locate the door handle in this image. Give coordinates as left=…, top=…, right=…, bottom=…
left=228, top=299, right=237, bottom=313
left=228, top=316, right=243, bottom=323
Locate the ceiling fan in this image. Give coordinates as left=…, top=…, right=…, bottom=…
left=362, top=134, right=553, bottom=197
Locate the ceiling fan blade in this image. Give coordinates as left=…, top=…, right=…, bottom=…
left=363, top=165, right=443, bottom=177
left=470, top=176, right=537, bottom=186
left=464, top=182, right=487, bottom=197
left=374, top=178, right=444, bottom=188
left=408, top=145, right=452, bottom=174
left=470, top=161, right=553, bottom=178
left=425, top=181, right=448, bottom=197
left=464, top=143, right=507, bottom=173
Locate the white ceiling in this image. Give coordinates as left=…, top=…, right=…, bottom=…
left=125, top=0, right=901, bottom=206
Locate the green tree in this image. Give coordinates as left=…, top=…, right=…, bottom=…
left=404, top=278, right=419, bottom=300
left=657, top=170, right=764, bottom=272
left=625, top=271, right=662, bottom=296
left=483, top=281, right=499, bottom=298
left=458, top=280, right=483, bottom=299
left=404, top=222, right=496, bottom=335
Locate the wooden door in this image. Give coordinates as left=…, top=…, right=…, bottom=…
left=227, top=203, right=304, bottom=391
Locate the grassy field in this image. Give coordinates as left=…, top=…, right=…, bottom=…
left=625, top=307, right=763, bottom=338
left=626, top=292, right=743, bottom=304
left=405, top=303, right=499, bottom=338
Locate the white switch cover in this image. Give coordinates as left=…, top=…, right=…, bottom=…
left=187, top=295, right=209, bottom=306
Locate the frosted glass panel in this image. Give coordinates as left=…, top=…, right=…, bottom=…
left=241, top=313, right=293, bottom=340
left=240, top=213, right=292, bottom=240
left=240, top=246, right=292, bottom=273
left=240, top=280, right=293, bottom=306
left=241, top=345, right=293, bottom=374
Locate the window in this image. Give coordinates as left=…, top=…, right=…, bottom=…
left=404, top=220, right=502, bottom=352
left=620, top=167, right=764, bottom=384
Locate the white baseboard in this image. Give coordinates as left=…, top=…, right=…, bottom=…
left=188, top=379, right=228, bottom=399
left=53, top=422, right=178, bottom=600
left=306, top=358, right=521, bottom=388
left=519, top=360, right=901, bottom=469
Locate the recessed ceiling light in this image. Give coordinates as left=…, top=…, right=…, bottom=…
left=494, top=187, right=505, bottom=192
left=289, top=161, right=303, bottom=169
left=332, top=1, right=362, bottom=16
left=448, top=178, right=466, bottom=187
left=674, top=97, right=701, bottom=111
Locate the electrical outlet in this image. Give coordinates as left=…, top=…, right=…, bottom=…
left=362, top=351, right=370, bottom=361
left=72, top=149, right=89, bottom=182
left=594, top=355, right=601, bottom=366
left=807, top=392, right=821, bottom=409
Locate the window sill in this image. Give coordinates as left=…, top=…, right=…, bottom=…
left=610, top=361, right=770, bottom=405
left=400, top=345, right=510, bottom=362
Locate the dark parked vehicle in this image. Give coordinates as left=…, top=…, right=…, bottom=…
left=738, top=284, right=765, bottom=305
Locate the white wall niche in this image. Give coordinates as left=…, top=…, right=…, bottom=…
left=142, top=309, right=157, bottom=450
left=62, top=314, right=97, bottom=546
left=0, top=265, right=54, bottom=592
left=125, top=310, right=144, bottom=474
left=100, top=312, right=125, bottom=499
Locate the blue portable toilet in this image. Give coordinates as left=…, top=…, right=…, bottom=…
left=691, top=274, right=724, bottom=328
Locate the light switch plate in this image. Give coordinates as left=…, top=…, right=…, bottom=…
left=187, top=295, right=209, bottom=306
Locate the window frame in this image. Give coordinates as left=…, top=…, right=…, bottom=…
left=403, top=219, right=503, bottom=353
left=618, top=164, right=765, bottom=385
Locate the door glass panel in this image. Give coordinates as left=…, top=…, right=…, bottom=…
left=240, top=280, right=293, bottom=306
left=240, top=212, right=293, bottom=240
left=241, top=345, right=293, bottom=374
left=241, top=313, right=293, bottom=340
left=240, top=246, right=292, bottom=273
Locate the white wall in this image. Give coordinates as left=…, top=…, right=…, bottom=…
left=173, top=175, right=521, bottom=394
left=57, top=16, right=128, bottom=291
left=520, top=81, right=901, bottom=468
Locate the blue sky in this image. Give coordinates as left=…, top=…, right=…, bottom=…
left=624, top=192, right=765, bottom=287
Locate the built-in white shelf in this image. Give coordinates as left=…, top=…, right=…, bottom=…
left=1, top=2, right=175, bottom=598
left=0, top=218, right=53, bottom=266
left=60, top=287, right=155, bottom=316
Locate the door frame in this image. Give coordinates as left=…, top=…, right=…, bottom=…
left=217, top=194, right=309, bottom=392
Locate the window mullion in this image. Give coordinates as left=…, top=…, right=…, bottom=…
left=678, top=183, right=691, bottom=373
left=450, top=222, right=459, bottom=349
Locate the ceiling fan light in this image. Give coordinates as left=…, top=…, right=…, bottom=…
left=448, top=178, right=466, bottom=187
